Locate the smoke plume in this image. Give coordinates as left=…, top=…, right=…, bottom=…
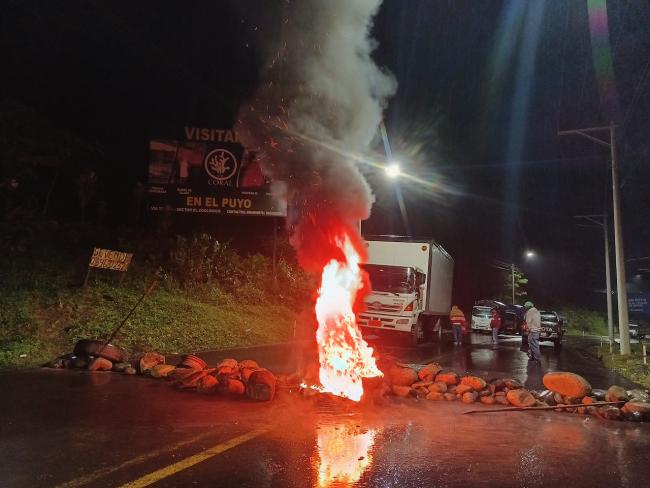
left=236, top=0, right=396, bottom=272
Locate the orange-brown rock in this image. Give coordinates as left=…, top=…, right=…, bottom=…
left=412, top=380, right=434, bottom=389
left=621, top=401, right=650, bottom=414
left=435, top=371, right=459, bottom=386
left=226, top=379, right=246, bottom=396
left=87, top=357, right=112, bottom=371
left=238, top=359, right=259, bottom=370
left=480, top=395, right=496, bottom=405
left=462, top=391, right=479, bottom=404
left=605, top=385, right=629, bottom=402
left=426, top=391, right=444, bottom=401
left=150, top=364, right=176, bottom=378
left=542, top=372, right=591, bottom=398
left=506, top=389, right=536, bottom=407
left=443, top=393, right=456, bottom=401
left=460, top=376, right=487, bottom=391
left=139, top=352, right=165, bottom=373
left=392, top=385, right=413, bottom=397
left=245, top=369, right=276, bottom=401
left=388, top=366, right=418, bottom=386
left=217, top=358, right=238, bottom=369
left=427, top=382, right=448, bottom=393
left=455, top=384, right=474, bottom=396
left=197, top=375, right=219, bottom=393
left=418, top=363, right=442, bottom=381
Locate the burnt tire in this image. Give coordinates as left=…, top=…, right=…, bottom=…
left=73, top=339, right=126, bottom=363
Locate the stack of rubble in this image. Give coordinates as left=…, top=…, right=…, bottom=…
left=46, top=344, right=277, bottom=402
left=378, top=360, right=650, bottom=422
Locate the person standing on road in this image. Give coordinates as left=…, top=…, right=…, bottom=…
left=490, top=308, right=502, bottom=345
left=449, top=305, right=466, bottom=346
left=524, top=301, right=541, bottom=362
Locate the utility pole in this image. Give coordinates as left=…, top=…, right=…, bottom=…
left=511, top=263, right=516, bottom=304
left=573, top=214, right=614, bottom=344
left=559, top=122, right=630, bottom=354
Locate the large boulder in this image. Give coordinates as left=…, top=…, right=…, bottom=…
left=605, top=385, right=629, bottom=403
left=542, top=372, right=591, bottom=398
left=388, top=366, right=418, bottom=386
left=418, top=363, right=443, bottom=382
left=506, top=389, right=536, bottom=408
left=238, top=359, right=259, bottom=370
left=503, top=378, right=523, bottom=390
left=435, top=371, right=460, bottom=386
left=461, top=376, right=487, bottom=391
left=443, top=393, right=456, bottom=401
left=245, top=369, right=276, bottom=401
left=597, top=406, right=622, bottom=420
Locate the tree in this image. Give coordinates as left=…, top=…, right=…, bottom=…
left=500, top=265, right=529, bottom=304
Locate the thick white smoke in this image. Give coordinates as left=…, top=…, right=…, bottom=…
left=236, top=0, right=396, bottom=270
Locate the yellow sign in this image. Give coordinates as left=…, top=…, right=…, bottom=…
left=89, top=248, right=133, bottom=272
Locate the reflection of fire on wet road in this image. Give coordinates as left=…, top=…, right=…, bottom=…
left=315, top=423, right=377, bottom=487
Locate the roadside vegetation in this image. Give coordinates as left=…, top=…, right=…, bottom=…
left=560, top=307, right=609, bottom=337
left=596, top=343, right=650, bottom=389
left=0, top=221, right=313, bottom=368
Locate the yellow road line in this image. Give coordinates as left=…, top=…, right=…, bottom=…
left=119, top=427, right=270, bottom=488
left=54, top=430, right=218, bottom=488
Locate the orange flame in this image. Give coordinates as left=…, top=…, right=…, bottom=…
left=316, top=424, right=377, bottom=487
left=315, top=234, right=382, bottom=402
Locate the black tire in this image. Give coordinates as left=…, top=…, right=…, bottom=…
left=73, top=339, right=126, bottom=363
left=554, top=339, right=563, bottom=349
left=411, top=319, right=424, bottom=347
left=521, top=335, right=528, bottom=348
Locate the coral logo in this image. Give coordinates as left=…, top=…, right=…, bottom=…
left=204, top=149, right=238, bottom=181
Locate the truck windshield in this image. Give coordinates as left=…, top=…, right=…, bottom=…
left=362, top=264, right=415, bottom=294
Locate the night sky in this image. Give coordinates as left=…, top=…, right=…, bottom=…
left=2, top=0, right=649, bottom=310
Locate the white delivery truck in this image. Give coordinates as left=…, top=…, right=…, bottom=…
left=358, top=237, right=454, bottom=345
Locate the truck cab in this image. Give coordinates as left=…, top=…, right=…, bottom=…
left=358, top=238, right=454, bottom=345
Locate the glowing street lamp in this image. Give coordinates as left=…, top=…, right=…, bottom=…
left=525, top=250, right=536, bottom=259
left=385, top=162, right=401, bottom=179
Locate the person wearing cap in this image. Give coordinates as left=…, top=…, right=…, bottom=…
left=523, top=301, right=541, bottom=362
left=449, top=305, right=466, bottom=346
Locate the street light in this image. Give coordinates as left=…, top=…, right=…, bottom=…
left=525, top=250, right=535, bottom=259
left=385, top=162, right=401, bottom=179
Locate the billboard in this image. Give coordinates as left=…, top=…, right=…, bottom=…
left=147, top=127, right=286, bottom=216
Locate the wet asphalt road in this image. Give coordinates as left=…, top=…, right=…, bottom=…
left=1, top=333, right=649, bottom=488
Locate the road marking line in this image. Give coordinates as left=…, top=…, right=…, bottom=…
left=118, top=427, right=270, bottom=488
left=54, top=430, right=219, bottom=488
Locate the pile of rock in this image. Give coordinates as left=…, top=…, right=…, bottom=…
left=46, top=343, right=277, bottom=402
left=141, top=353, right=277, bottom=402
left=378, top=361, right=650, bottom=422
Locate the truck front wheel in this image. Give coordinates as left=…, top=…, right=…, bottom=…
left=411, top=319, right=424, bottom=346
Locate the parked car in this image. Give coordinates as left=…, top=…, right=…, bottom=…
left=471, top=300, right=506, bottom=332
left=522, top=310, right=564, bottom=348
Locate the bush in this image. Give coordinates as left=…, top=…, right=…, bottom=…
left=560, top=307, right=608, bottom=336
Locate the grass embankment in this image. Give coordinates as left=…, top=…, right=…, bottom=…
left=0, top=223, right=309, bottom=368
left=596, top=344, right=650, bottom=389
left=560, top=307, right=609, bottom=337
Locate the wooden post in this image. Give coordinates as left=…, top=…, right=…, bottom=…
left=83, top=267, right=92, bottom=288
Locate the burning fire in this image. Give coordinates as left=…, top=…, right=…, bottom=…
left=314, top=233, right=382, bottom=402
left=316, top=423, right=377, bottom=487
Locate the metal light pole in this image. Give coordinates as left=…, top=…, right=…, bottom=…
left=559, top=122, right=630, bottom=355
left=573, top=214, right=614, bottom=344
left=511, top=263, right=516, bottom=304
